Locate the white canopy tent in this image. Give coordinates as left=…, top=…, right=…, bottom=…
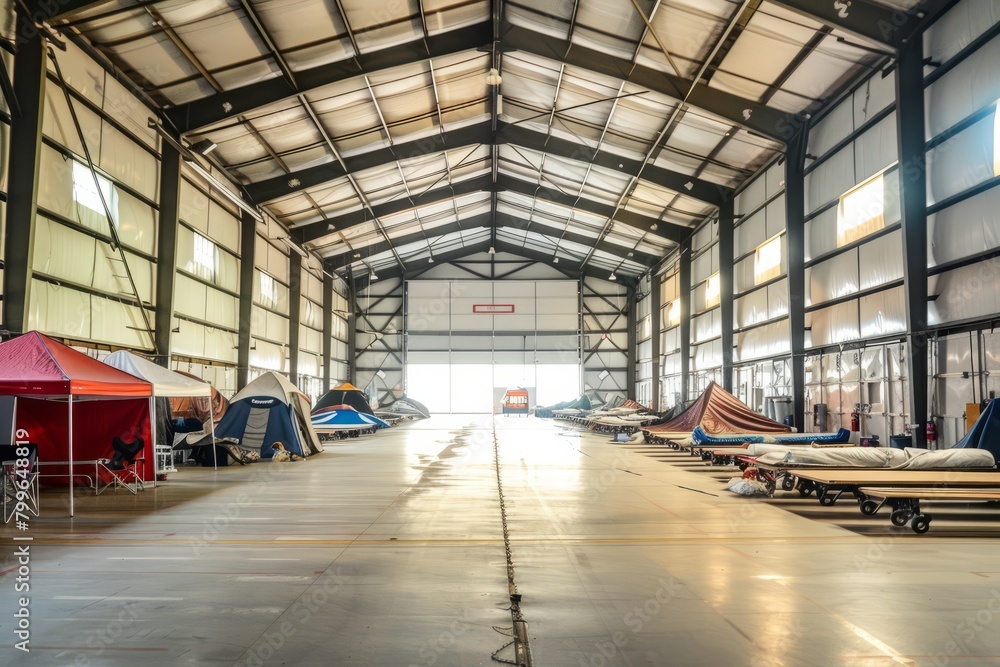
left=103, top=350, right=218, bottom=470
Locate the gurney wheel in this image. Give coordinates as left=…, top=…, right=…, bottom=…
left=911, top=514, right=931, bottom=534
left=860, top=499, right=879, bottom=515
left=818, top=492, right=837, bottom=506
left=797, top=481, right=814, bottom=497
left=890, top=509, right=912, bottom=527
left=781, top=476, right=795, bottom=491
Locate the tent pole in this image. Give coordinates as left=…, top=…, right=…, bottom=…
left=210, top=406, right=218, bottom=471
left=68, top=395, right=74, bottom=518
left=150, top=396, right=156, bottom=488
left=11, top=396, right=17, bottom=448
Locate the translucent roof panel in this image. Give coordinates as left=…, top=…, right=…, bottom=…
left=60, top=0, right=900, bottom=278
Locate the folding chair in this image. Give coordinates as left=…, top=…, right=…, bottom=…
left=97, top=437, right=145, bottom=495
left=2, top=443, right=39, bottom=523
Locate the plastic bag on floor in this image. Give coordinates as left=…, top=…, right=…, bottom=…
left=727, top=476, right=770, bottom=496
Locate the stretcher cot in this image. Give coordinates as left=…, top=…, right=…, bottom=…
left=857, top=486, right=1000, bottom=534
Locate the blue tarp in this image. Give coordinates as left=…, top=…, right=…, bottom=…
left=691, top=426, right=851, bottom=446
left=312, top=408, right=389, bottom=431
left=954, top=400, right=1000, bottom=462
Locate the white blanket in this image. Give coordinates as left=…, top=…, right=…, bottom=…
left=757, top=447, right=995, bottom=469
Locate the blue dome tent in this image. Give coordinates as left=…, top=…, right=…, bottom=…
left=215, top=372, right=323, bottom=459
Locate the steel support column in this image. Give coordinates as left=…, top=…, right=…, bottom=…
left=322, top=270, right=333, bottom=391
left=153, top=142, right=182, bottom=365
left=649, top=273, right=661, bottom=410
left=718, top=201, right=735, bottom=392
left=785, top=134, right=807, bottom=431
left=896, top=36, right=929, bottom=446
left=679, top=238, right=692, bottom=403
left=347, top=267, right=357, bottom=384
left=3, top=25, right=46, bottom=333
left=627, top=284, right=637, bottom=399
left=237, top=209, right=257, bottom=390
left=287, top=252, right=302, bottom=385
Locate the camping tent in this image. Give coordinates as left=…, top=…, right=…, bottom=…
left=644, top=382, right=791, bottom=437
left=0, top=332, right=154, bottom=516
left=311, top=405, right=390, bottom=434
left=215, top=372, right=323, bottom=459
left=171, top=370, right=229, bottom=425
left=314, top=382, right=374, bottom=415
left=103, top=350, right=218, bottom=469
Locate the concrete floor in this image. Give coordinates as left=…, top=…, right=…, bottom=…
left=4, top=415, right=1000, bottom=666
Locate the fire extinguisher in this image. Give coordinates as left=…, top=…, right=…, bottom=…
left=926, top=420, right=937, bottom=445
left=850, top=409, right=860, bottom=432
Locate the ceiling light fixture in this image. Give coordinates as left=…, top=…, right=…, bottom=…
left=183, top=159, right=263, bottom=222
left=370, top=272, right=379, bottom=281
left=189, top=138, right=217, bottom=156
left=553, top=257, right=559, bottom=264
left=488, top=246, right=496, bottom=255
left=609, top=272, right=617, bottom=281
left=276, top=236, right=308, bottom=257
left=486, top=68, right=502, bottom=86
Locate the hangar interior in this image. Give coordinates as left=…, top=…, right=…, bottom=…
left=3, top=0, right=1000, bottom=665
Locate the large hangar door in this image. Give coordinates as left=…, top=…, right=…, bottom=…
left=406, top=281, right=581, bottom=413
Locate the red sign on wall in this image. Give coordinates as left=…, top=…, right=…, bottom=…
left=473, top=304, right=515, bottom=314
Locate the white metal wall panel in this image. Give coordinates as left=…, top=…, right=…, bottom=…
left=929, top=263, right=1000, bottom=325
left=859, top=286, right=907, bottom=339
left=929, top=184, right=1000, bottom=267
left=692, top=220, right=717, bottom=253
left=766, top=195, right=787, bottom=237
left=734, top=320, right=791, bottom=362
left=692, top=339, right=722, bottom=370
left=808, top=101, right=854, bottom=160
left=925, top=0, right=1000, bottom=69
left=99, top=121, right=158, bottom=200
left=735, top=279, right=789, bottom=328
left=858, top=230, right=904, bottom=290
left=691, top=245, right=718, bottom=285
left=810, top=300, right=861, bottom=347
left=736, top=208, right=766, bottom=257
left=925, top=31, right=1000, bottom=137
left=810, top=251, right=860, bottom=305
left=926, top=114, right=994, bottom=205
left=806, top=145, right=855, bottom=213
left=854, top=113, right=898, bottom=183
left=28, top=278, right=153, bottom=349
left=249, top=338, right=286, bottom=371
left=693, top=310, right=720, bottom=344
left=736, top=173, right=767, bottom=216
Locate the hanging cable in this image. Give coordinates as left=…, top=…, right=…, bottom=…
left=47, top=45, right=157, bottom=353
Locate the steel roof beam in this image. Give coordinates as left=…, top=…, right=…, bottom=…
left=768, top=0, right=954, bottom=52
left=164, top=21, right=493, bottom=134
left=497, top=174, right=690, bottom=244
left=246, top=119, right=727, bottom=206
left=295, top=174, right=492, bottom=242
left=503, top=24, right=801, bottom=143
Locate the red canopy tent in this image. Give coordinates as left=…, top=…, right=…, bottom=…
left=0, top=332, right=153, bottom=515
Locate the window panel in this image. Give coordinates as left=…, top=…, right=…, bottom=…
left=837, top=173, right=884, bottom=247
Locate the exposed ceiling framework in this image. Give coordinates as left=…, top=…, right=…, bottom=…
left=41, top=0, right=944, bottom=283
